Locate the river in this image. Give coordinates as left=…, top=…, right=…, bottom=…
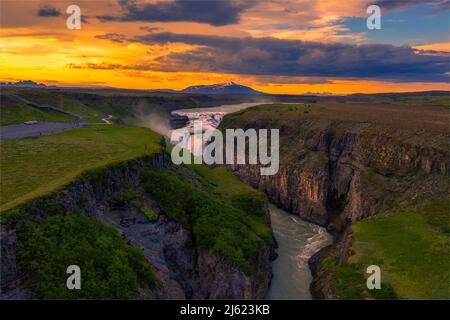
left=170, top=103, right=332, bottom=299
left=266, top=204, right=332, bottom=299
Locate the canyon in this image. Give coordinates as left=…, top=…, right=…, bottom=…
left=1, top=90, right=448, bottom=300
left=219, top=102, right=448, bottom=298
left=1, top=153, right=273, bottom=299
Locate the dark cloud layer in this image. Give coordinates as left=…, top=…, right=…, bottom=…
left=95, top=33, right=127, bottom=43
left=37, top=5, right=61, bottom=17
left=118, top=32, right=449, bottom=82
left=97, top=0, right=254, bottom=26
left=374, top=0, right=450, bottom=14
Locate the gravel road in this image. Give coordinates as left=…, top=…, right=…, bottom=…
left=0, top=121, right=87, bottom=140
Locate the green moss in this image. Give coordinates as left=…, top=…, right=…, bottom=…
left=330, top=262, right=368, bottom=299
left=360, top=170, right=394, bottom=191
left=16, top=213, right=157, bottom=299
left=369, top=283, right=398, bottom=299
left=107, top=186, right=140, bottom=207
left=141, top=207, right=158, bottom=222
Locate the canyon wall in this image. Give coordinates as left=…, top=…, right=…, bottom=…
left=0, top=152, right=272, bottom=299
left=229, top=123, right=448, bottom=232
left=225, top=119, right=448, bottom=298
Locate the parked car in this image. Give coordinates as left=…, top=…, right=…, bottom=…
left=24, top=120, right=38, bottom=125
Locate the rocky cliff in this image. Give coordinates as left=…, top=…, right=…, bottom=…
left=220, top=102, right=449, bottom=298
left=230, top=122, right=447, bottom=231
left=1, top=152, right=272, bottom=299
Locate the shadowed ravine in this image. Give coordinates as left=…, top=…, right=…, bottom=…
left=169, top=104, right=332, bottom=299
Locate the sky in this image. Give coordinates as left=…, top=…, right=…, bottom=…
left=0, top=0, right=449, bottom=94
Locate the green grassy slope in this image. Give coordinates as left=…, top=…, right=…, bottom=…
left=0, top=125, right=161, bottom=211
left=326, top=198, right=449, bottom=299
left=1, top=89, right=100, bottom=120
left=352, top=198, right=449, bottom=299
left=0, top=94, right=75, bottom=126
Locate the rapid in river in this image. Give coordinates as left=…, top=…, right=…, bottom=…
left=266, top=204, right=332, bottom=299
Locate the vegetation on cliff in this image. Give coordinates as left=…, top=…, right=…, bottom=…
left=141, top=169, right=272, bottom=273
left=16, top=212, right=157, bottom=299
left=1, top=112, right=272, bottom=298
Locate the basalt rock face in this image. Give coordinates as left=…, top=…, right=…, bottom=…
left=0, top=152, right=272, bottom=300
left=95, top=198, right=272, bottom=299
left=229, top=122, right=448, bottom=232
left=224, top=116, right=448, bottom=299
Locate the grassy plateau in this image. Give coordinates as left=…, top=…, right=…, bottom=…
left=0, top=94, right=75, bottom=126
left=0, top=125, right=161, bottom=212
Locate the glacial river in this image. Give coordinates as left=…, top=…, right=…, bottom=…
left=266, top=204, right=332, bottom=299
left=171, top=103, right=332, bottom=299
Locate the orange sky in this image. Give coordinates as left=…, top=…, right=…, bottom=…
left=0, top=0, right=448, bottom=94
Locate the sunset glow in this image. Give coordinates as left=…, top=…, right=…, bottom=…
left=1, top=0, right=449, bottom=94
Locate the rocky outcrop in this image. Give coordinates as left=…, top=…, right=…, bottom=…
left=94, top=200, right=272, bottom=299
left=308, top=230, right=353, bottom=299
left=0, top=152, right=272, bottom=299
left=229, top=123, right=448, bottom=231
left=224, top=120, right=448, bottom=299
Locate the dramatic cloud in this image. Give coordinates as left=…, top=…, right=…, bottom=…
left=95, top=33, right=127, bottom=43
left=374, top=0, right=449, bottom=14
left=37, top=5, right=61, bottom=17
left=68, top=62, right=154, bottom=71
left=114, top=32, right=449, bottom=82
left=140, top=26, right=160, bottom=33
left=3, top=0, right=449, bottom=93
left=97, top=0, right=255, bottom=26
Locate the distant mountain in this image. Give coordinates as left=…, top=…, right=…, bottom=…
left=0, top=80, right=47, bottom=88
left=181, top=81, right=263, bottom=94
left=303, top=91, right=346, bottom=97
left=147, top=88, right=179, bottom=93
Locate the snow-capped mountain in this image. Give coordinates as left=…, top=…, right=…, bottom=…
left=181, top=81, right=263, bottom=94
